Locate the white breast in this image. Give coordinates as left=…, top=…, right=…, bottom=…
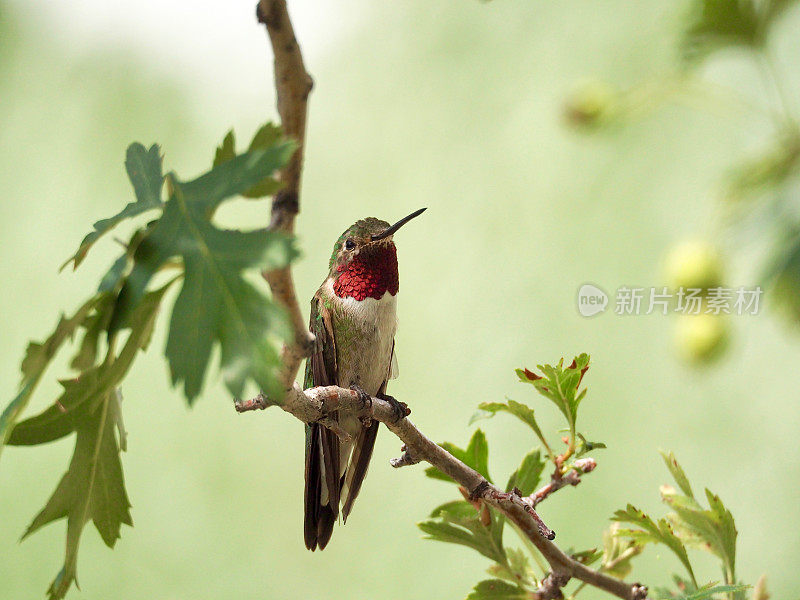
left=323, top=279, right=398, bottom=394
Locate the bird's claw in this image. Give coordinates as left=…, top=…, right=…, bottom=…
left=378, top=393, right=410, bottom=422
left=350, top=384, right=372, bottom=410
left=350, top=384, right=374, bottom=427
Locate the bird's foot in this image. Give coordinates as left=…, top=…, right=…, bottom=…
left=350, top=384, right=373, bottom=427
left=378, top=392, right=410, bottom=422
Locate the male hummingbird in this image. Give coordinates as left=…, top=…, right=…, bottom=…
left=303, top=208, right=426, bottom=550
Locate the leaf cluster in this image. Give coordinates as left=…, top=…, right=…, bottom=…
left=612, top=451, right=746, bottom=600
left=421, top=355, right=607, bottom=599
left=1, top=124, right=296, bottom=599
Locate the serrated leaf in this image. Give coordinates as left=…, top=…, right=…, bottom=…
left=660, top=487, right=738, bottom=581
left=425, top=429, right=491, bottom=483
left=70, top=294, right=115, bottom=371
left=8, top=285, right=169, bottom=446
left=488, top=547, right=535, bottom=588
left=25, top=390, right=131, bottom=600
left=655, top=573, right=701, bottom=599
left=248, top=122, right=283, bottom=152
left=430, top=500, right=479, bottom=519
left=211, top=123, right=287, bottom=199
left=108, top=140, right=298, bottom=402
left=213, top=130, right=236, bottom=167
left=661, top=451, right=695, bottom=499
left=63, top=143, right=163, bottom=269
left=505, top=449, right=546, bottom=496
left=0, top=294, right=104, bottom=458
left=602, top=523, right=642, bottom=579
left=473, top=399, right=547, bottom=448
left=16, top=286, right=168, bottom=599
left=667, top=584, right=751, bottom=600
left=612, top=504, right=697, bottom=587
left=516, top=354, right=590, bottom=439
left=466, top=579, right=528, bottom=600
left=421, top=499, right=506, bottom=563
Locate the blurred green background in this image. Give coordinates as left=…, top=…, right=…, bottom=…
left=2, top=1, right=799, bottom=599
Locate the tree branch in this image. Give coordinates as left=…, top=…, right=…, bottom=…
left=239, top=385, right=649, bottom=600
left=531, top=458, right=597, bottom=508
left=257, top=0, right=315, bottom=400
left=251, top=4, right=649, bottom=600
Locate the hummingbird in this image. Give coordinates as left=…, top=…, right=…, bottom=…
left=303, top=207, right=426, bottom=551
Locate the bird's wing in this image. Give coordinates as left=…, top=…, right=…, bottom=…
left=303, top=292, right=341, bottom=551
left=341, top=341, right=395, bottom=522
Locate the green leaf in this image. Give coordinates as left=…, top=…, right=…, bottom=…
left=419, top=499, right=506, bottom=563
left=425, top=429, right=492, bottom=483
left=660, top=451, right=695, bottom=499
left=517, top=354, right=590, bottom=440
left=108, top=140, right=298, bottom=402
left=505, top=449, right=546, bottom=496
left=655, top=574, right=701, bottom=600
left=15, top=286, right=168, bottom=599
left=487, top=547, right=535, bottom=588
left=658, top=583, right=751, bottom=600
left=213, top=130, right=236, bottom=167
left=0, top=294, right=104, bottom=458
left=612, top=504, right=697, bottom=587
left=681, top=0, right=797, bottom=63
left=211, top=123, right=286, bottom=199
left=571, top=547, right=603, bottom=566
left=466, top=579, right=528, bottom=600
left=683, top=584, right=750, bottom=600
left=576, top=432, right=606, bottom=457
left=601, top=523, right=643, bottom=579
left=8, top=285, right=169, bottom=447
left=661, top=488, right=738, bottom=581
left=24, top=390, right=131, bottom=600
left=472, top=399, right=548, bottom=447
left=63, top=143, right=164, bottom=269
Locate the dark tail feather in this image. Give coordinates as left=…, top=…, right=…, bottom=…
left=341, top=420, right=379, bottom=522
left=304, top=422, right=340, bottom=551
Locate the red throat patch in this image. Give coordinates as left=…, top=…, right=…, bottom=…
left=333, top=244, right=399, bottom=301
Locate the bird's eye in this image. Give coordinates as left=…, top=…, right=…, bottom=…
left=345, top=239, right=356, bottom=250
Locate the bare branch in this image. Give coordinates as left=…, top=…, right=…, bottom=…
left=390, top=444, right=421, bottom=468
left=531, top=458, right=597, bottom=507
left=234, top=393, right=270, bottom=412
left=256, top=0, right=315, bottom=401
left=533, top=572, right=571, bottom=600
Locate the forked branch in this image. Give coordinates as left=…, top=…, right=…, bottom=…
left=252, top=3, right=649, bottom=600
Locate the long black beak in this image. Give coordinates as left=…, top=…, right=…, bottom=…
left=371, top=207, right=427, bottom=241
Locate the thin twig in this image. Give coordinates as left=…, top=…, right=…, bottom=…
left=531, top=458, right=596, bottom=507
left=390, top=444, right=420, bottom=468
left=257, top=0, right=315, bottom=401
